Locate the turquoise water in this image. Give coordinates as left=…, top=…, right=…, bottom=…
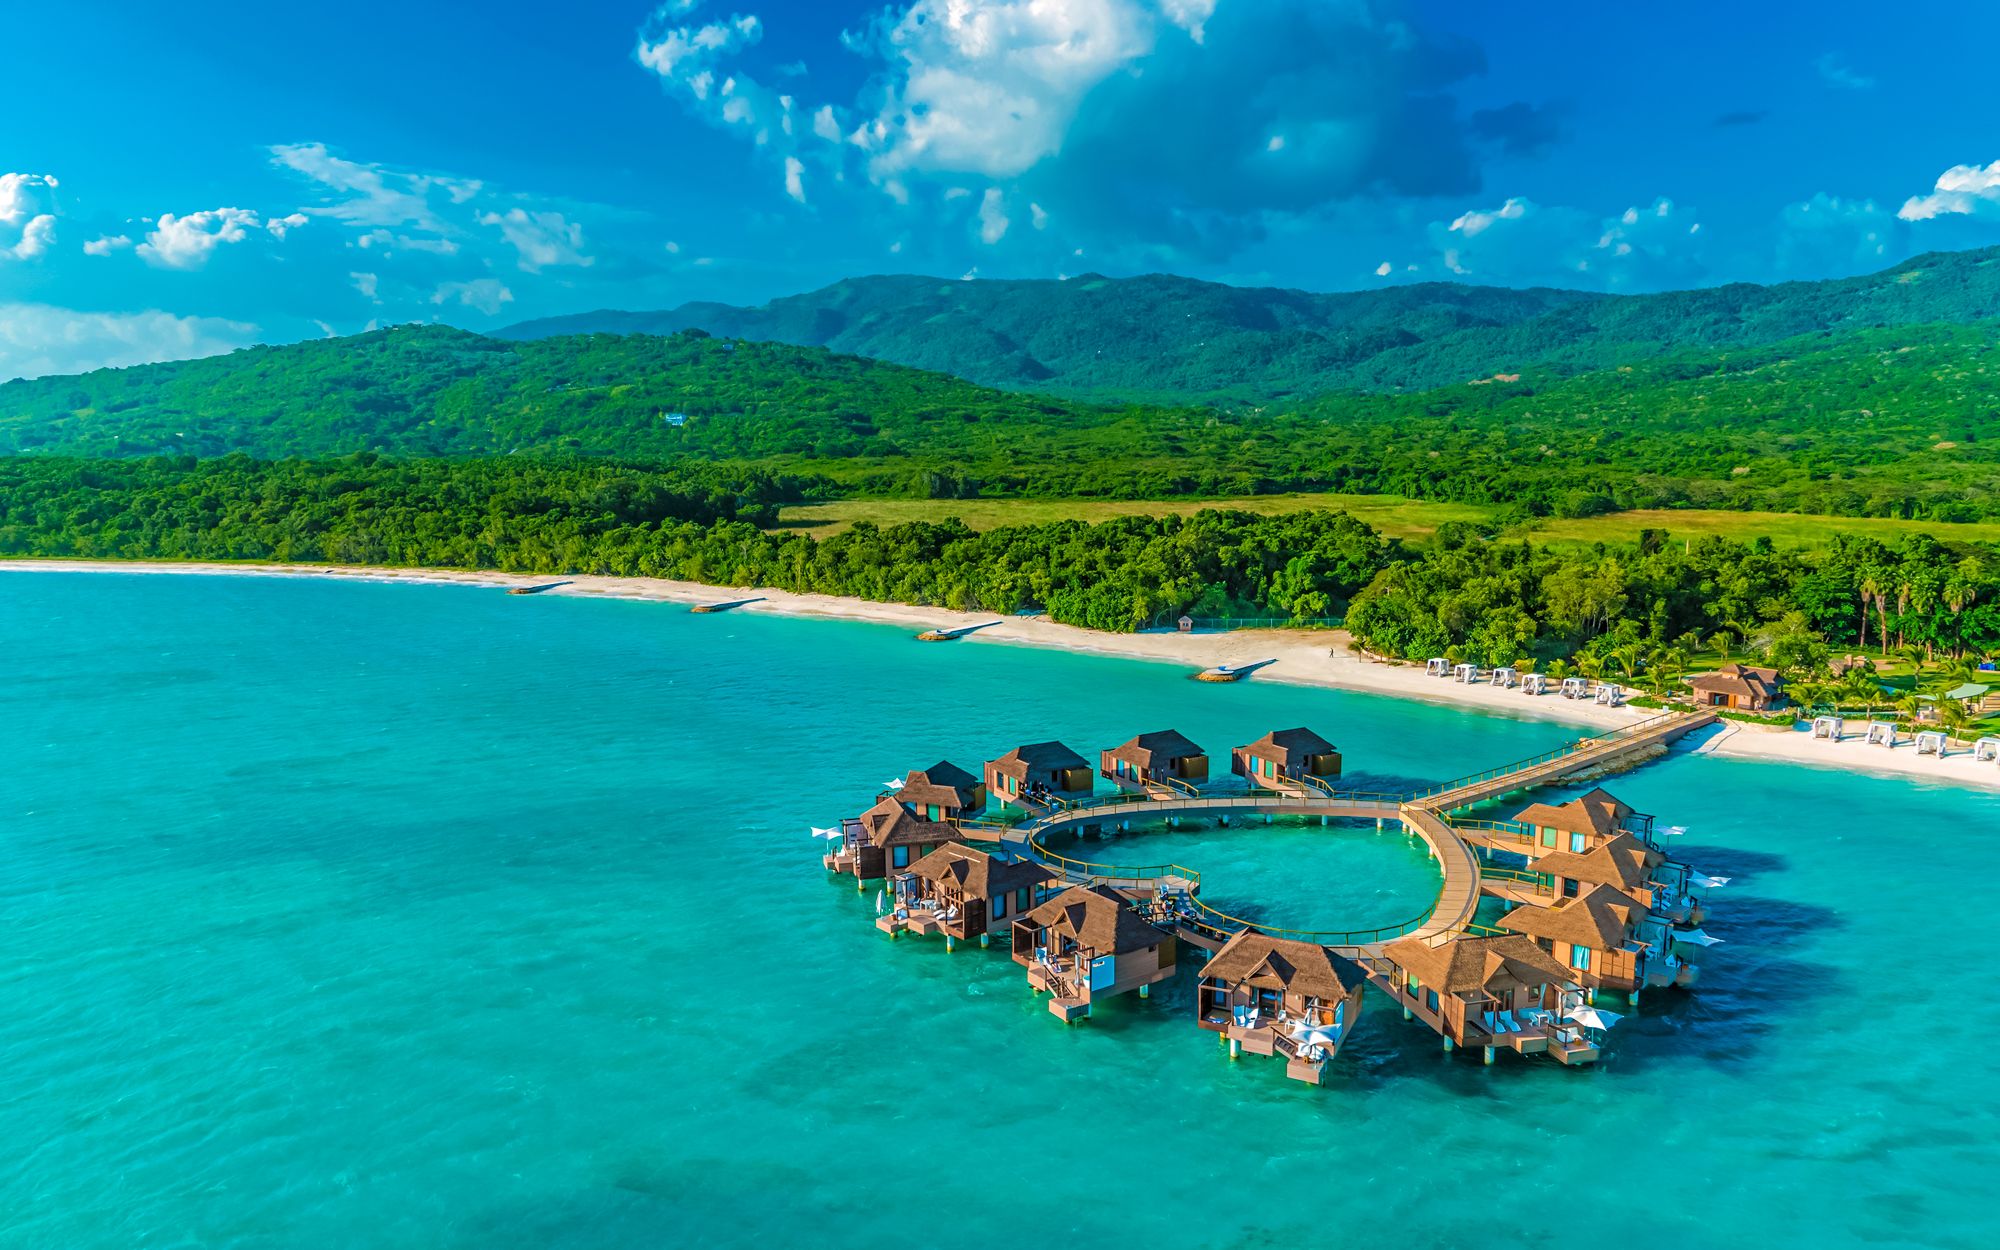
left=3, top=573, right=1997, bottom=1249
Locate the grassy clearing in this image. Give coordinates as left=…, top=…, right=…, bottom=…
left=778, top=495, right=2000, bottom=549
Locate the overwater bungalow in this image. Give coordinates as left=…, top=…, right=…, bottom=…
left=1510, top=787, right=1656, bottom=853
left=1197, top=930, right=1367, bottom=1084
left=1380, top=934, right=1599, bottom=1065
left=1231, top=728, right=1341, bottom=789
left=824, top=795, right=963, bottom=881
left=1498, top=882, right=1696, bottom=994
left=1512, top=832, right=1701, bottom=925
left=1012, top=885, right=1178, bottom=1021
left=1689, top=663, right=1787, bottom=711
left=879, top=844, right=1057, bottom=944
left=1100, top=730, right=1208, bottom=793
left=985, top=741, right=1094, bottom=808
left=896, top=760, right=986, bottom=823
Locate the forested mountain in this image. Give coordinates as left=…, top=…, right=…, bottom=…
left=4, top=318, right=1999, bottom=521
left=497, top=247, right=2000, bottom=402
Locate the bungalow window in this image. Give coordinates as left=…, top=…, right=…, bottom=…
left=991, top=895, right=1007, bottom=921
left=1541, top=827, right=1558, bottom=848
left=1570, top=945, right=1591, bottom=971
left=1569, top=833, right=1586, bottom=853
left=1015, top=886, right=1031, bottom=910
left=892, top=846, right=911, bottom=869
left=1563, top=878, right=1580, bottom=898
left=1426, top=990, right=1440, bottom=1013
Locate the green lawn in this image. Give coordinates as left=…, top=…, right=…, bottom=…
left=777, top=495, right=2000, bottom=549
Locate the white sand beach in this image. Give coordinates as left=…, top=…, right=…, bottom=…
left=8, top=557, right=1997, bottom=793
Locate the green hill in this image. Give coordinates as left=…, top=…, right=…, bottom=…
left=497, top=247, right=2000, bottom=402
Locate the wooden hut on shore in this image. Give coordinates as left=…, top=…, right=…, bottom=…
left=1197, top=931, right=1367, bottom=1083
left=986, top=741, right=1094, bottom=808
left=1100, top=730, right=1208, bottom=793
left=1012, top=885, right=1177, bottom=1021
left=825, top=795, right=963, bottom=881
left=1230, top=728, right=1341, bottom=788
left=879, top=844, right=1057, bottom=944
left=1689, top=663, right=1787, bottom=712
left=896, top=761, right=987, bottom=823
left=1380, top=934, right=1599, bottom=1065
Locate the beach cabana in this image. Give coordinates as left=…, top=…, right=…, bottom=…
left=1492, top=666, right=1519, bottom=689
left=881, top=844, right=1057, bottom=943
left=1498, top=883, right=1685, bottom=994
left=1560, top=677, right=1589, bottom=699
left=1976, top=737, right=2000, bottom=763
left=1453, top=663, right=1479, bottom=684
left=1915, top=731, right=1948, bottom=757
left=1522, top=672, right=1548, bottom=695
left=1231, top=728, right=1341, bottom=789
left=1012, top=885, right=1177, bottom=1021
left=1594, top=683, right=1622, bottom=706
left=1812, top=715, right=1843, bottom=741
left=1197, top=931, right=1367, bottom=1084
left=1689, top=663, right=1786, bottom=712
left=1426, top=657, right=1450, bottom=677
left=985, top=741, right=1094, bottom=808
left=828, top=795, right=964, bottom=881
left=895, top=760, right=987, bottom=823
left=1100, top=730, right=1208, bottom=793
left=1865, top=722, right=1898, bottom=747
left=1380, top=934, right=1594, bottom=1064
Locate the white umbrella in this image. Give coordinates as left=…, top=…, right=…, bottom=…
left=1674, top=927, right=1724, bottom=947
left=1689, top=872, right=1730, bottom=889
left=1660, top=824, right=1688, bottom=837
left=810, top=826, right=842, bottom=840
left=875, top=889, right=887, bottom=915
left=1567, top=1004, right=1622, bottom=1031
left=882, top=778, right=905, bottom=790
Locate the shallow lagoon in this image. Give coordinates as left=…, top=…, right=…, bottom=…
left=2, top=572, right=1996, bottom=1249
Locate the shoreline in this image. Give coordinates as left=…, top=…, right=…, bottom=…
left=7, top=557, right=1996, bottom=793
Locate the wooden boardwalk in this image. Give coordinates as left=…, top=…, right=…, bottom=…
left=1002, top=710, right=1716, bottom=954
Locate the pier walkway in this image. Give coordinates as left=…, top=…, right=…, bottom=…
left=997, top=709, right=1714, bottom=957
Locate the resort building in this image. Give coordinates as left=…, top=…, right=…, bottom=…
left=1515, top=832, right=1700, bottom=921
left=1100, top=730, right=1208, bottom=793
left=880, top=844, right=1057, bottom=943
left=986, top=741, right=1095, bottom=808
left=1689, top=663, right=1787, bottom=711
left=1380, top=934, right=1599, bottom=1064
left=1496, top=883, right=1694, bottom=993
left=1012, top=885, right=1178, bottom=1021
left=1510, top=787, right=1656, bottom=854
left=826, top=795, right=963, bottom=881
left=895, top=760, right=986, bottom=823
left=1197, top=930, right=1368, bottom=1084
left=1230, top=727, right=1342, bottom=789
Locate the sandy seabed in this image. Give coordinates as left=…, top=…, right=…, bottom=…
left=7, top=557, right=1995, bottom=794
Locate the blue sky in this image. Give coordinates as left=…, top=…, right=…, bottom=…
left=4, top=0, right=2000, bottom=379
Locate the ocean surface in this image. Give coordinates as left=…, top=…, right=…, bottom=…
left=2, top=572, right=1995, bottom=1249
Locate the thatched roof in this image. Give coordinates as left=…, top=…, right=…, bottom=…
left=899, top=760, right=982, bottom=810
left=1690, top=663, right=1784, bottom=701
left=1529, top=833, right=1661, bottom=891
left=1239, top=727, right=1337, bottom=764
left=1512, top=788, right=1634, bottom=841
left=1201, top=930, right=1365, bottom=999
left=1104, top=730, right=1205, bottom=771
left=857, top=795, right=959, bottom=848
left=1381, top=934, right=1574, bottom=994
left=989, top=740, right=1090, bottom=780
left=1499, top=884, right=1648, bottom=949
left=1016, top=885, right=1170, bottom=955
left=909, top=843, right=1055, bottom=897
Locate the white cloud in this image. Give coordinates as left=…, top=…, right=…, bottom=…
left=1898, top=159, right=2000, bottom=222
left=1448, top=197, right=1530, bottom=239
left=1375, top=260, right=1392, bottom=276
left=83, top=235, right=132, bottom=257
left=784, top=156, right=807, bottom=203
left=0, top=302, right=256, bottom=382
left=350, top=271, right=380, bottom=302
left=1, top=172, right=59, bottom=261
left=1816, top=53, right=1874, bottom=90
left=265, top=212, right=309, bottom=239
left=476, top=208, right=591, bottom=272
left=1159, top=0, right=1217, bottom=42
left=432, top=278, right=515, bottom=316
left=978, top=187, right=1009, bottom=243
left=1030, top=201, right=1048, bottom=229
left=136, top=208, right=263, bottom=270
left=1428, top=194, right=1705, bottom=290
left=635, top=10, right=761, bottom=79
left=271, top=142, right=480, bottom=232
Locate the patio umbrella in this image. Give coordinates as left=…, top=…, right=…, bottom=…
left=1567, top=1005, right=1622, bottom=1031
left=811, top=826, right=842, bottom=839
left=1674, top=928, right=1724, bottom=946
left=1660, top=824, right=1688, bottom=837
left=882, top=778, right=905, bottom=790
left=1689, top=873, right=1731, bottom=889
left=875, top=889, right=887, bottom=915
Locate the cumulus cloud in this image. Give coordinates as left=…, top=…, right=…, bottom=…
left=1, top=172, right=59, bottom=261
left=783, top=156, right=806, bottom=203
left=136, top=208, right=264, bottom=270
left=83, top=235, right=132, bottom=257
left=432, top=278, right=515, bottom=316
left=1427, top=195, right=1705, bottom=289
left=0, top=302, right=257, bottom=382
left=476, top=208, right=592, bottom=272
left=1898, top=159, right=2000, bottom=222
left=265, top=212, right=309, bottom=240
left=978, top=188, right=1009, bottom=243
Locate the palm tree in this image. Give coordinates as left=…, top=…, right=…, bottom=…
left=1575, top=654, right=1605, bottom=681
left=1707, top=629, right=1735, bottom=662
left=1936, top=698, right=1975, bottom=747
left=1514, top=657, right=1539, bottom=675
left=1547, top=658, right=1573, bottom=682
left=1857, top=568, right=1886, bottom=652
